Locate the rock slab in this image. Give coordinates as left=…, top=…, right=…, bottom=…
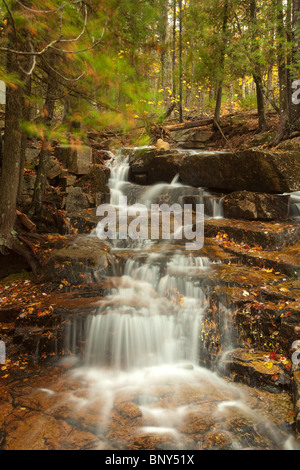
left=129, top=148, right=300, bottom=193
left=223, top=191, right=290, bottom=221
left=54, top=145, right=93, bottom=175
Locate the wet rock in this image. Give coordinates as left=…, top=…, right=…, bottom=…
left=66, top=208, right=102, bottom=234
left=219, top=349, right=292, bottom=392
left=223, top=191, right=290, bottom=221
left=293, top=371, right=300, bottom=433
left=179, top=149, right=300, bottom=193
left=218, top=240, right=300, bottom=277
left=129, top=149, right=181, bottom=185
left=133, top=174, right=147, bottom=185
left=129, top=148, right=300, bottom=193
left=44, top=236, right=113, bottom=284
left=204, top=218, right=300, bottom=250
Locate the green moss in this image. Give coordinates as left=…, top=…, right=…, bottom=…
left=1, top=271, right=34, bottom=283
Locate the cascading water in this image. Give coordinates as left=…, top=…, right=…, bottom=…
left=289, top=191, right=300, bottom=219
left=107, top=153, right=130, bottom=207
left=85, top=253, right=209, bottom=370
left=63, top=149, right=297, bottom=450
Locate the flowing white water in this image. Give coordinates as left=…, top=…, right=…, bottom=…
left=107, top=153, right=130, bottom=207
left=289, top=191, right=300, bottom=219
left=64, top=149, right=297, bottom=450
left=85, top=252, right=209, bottom=370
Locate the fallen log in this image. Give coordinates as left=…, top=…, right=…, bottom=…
left=164, top=118, right=214, bottom=132
left=16, top=210, right=36, bottom=232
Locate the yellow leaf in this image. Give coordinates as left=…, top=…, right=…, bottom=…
left=263, top=362, right=273, bottom=369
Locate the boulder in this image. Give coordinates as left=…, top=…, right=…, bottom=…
left=156, top=139, right=170, bottom=151
left=65, top=187, right=89, bottom=213
left=44, top=236, right=113, bottom=283
left=179, top=149, right=300, bottom=193
left=223, top=191, right=290, bottom=221
left=46, top=156, right=63, bottom=180
left=54, top=144, right=93, bottom=175
left=25, top=147, right=40, bottom=162
left=57, top=174, right=77, bottom=191
left=21, top=175, right=36, bottom=203
left=129, top=148, right=182, bottom=184
left=129, top=148, right=300, bottom=193
left=77, top=165, right=110, bottom=194
left=173, top=128, right=214, bottom=149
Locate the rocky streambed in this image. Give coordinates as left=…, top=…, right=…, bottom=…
left=0, top=146, right=299, bottom=450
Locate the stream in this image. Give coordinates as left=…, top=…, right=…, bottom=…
left=55, top=150, right=297, bottom=450
left=1, top=149, right=298, bottom=451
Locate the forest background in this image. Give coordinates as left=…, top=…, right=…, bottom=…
left=0, top=0, right=299, bottom=259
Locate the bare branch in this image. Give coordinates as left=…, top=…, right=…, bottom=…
left=58, top=4, right=88, bottom=44
left=19, top=44, right=37, bottom=75
left=50, top=14, right=107, bottom=54
left=0, top=37, right=61, bottom=56
left=15, top=0, right=83, bottom=15
left=3, top=0, right=17, bottom=37
left=0, top=5, right=106, bottom=58
left=44, top=59, right=86, bottom=82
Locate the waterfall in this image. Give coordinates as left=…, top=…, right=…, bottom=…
left=86, top=151, right=213, bottom=369
left=289, top=191, right=300, bottom=219
left=85, top=253, right=210, bottom=369
left=107, top=153, right=130, bottom=207
left=198, top=188, right=224, bottom=219
left=63, top=148, right=297, bottom=451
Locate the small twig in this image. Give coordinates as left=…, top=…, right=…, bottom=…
left=214, top=119, right=235, bottom=152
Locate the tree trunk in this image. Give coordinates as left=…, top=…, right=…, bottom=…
left=0, top=48, right=27, bottom=252
left=250, top=0, right=269, bottom=132
left=254, top=75, right=269, bottom=132
left=18, top=77, right=32, bottom=202
left=274, top=0, right=289, bottom=144
left=289, top=0, right=300, bottom=124
left=274, top=0, right=300, bottom=143
left=214, top=0, right=229, bottom=125
left=160, top=0, right=170, bottom=97
left=28, top=143, right=51, bottom=218
left=172, top=0, right=177, bottom=97
left=178, top=0, right=183, bottom=123
left=29, top=53, right=57, bottom=218
left=242, top=78, right=246, bottom=99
